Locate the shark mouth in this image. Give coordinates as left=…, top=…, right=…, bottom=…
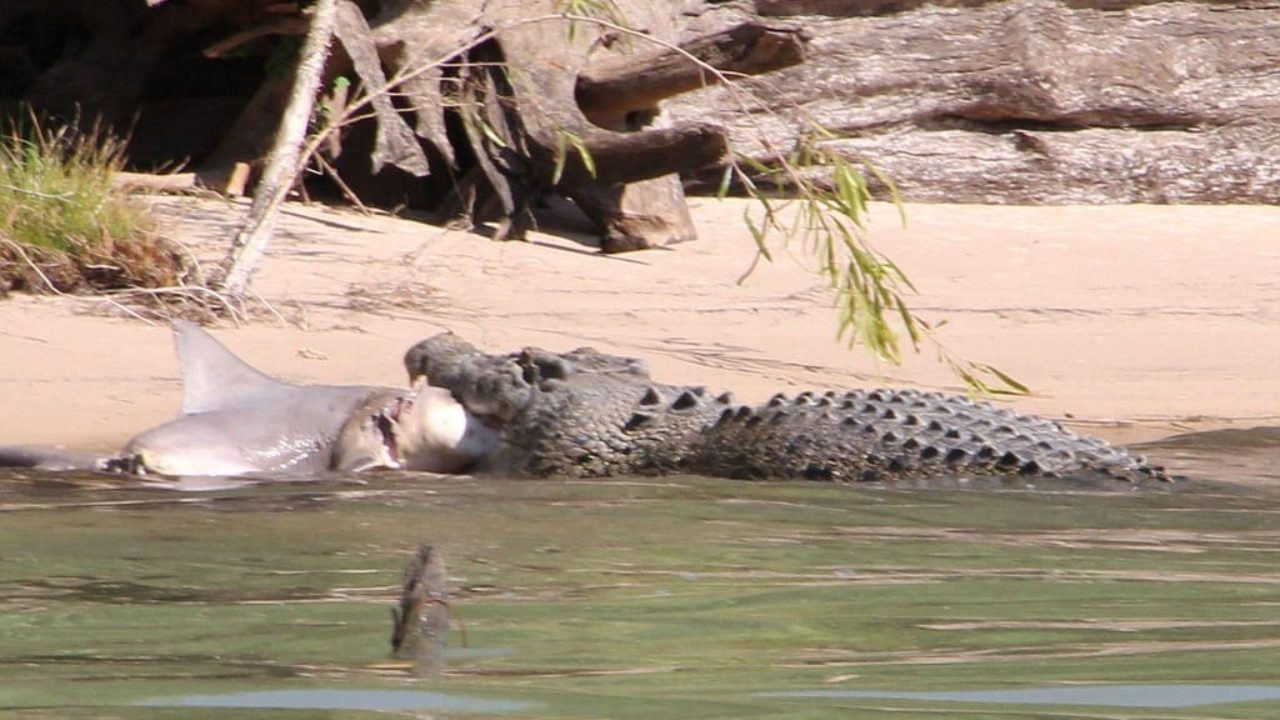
left=372, top=395, right=414, bottom=469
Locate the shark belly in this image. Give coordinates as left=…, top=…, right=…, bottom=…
left=125, top=386, right=389, bottom=477
left=124, top=411, right=336, bottom=476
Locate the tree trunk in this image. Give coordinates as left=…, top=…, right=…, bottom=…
left=216, top=0, right=339, bottom=297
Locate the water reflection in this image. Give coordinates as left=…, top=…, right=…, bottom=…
left=1138, top=425, right=1280, bottom=486
left=758, top=684, right=1280, bottom=708
left=0, top=428, right=1278, bottom=718
left=138, top=688, right=533, bottom=712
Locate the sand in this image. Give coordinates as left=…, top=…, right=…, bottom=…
left=1, top=197, right=1277, bottom=452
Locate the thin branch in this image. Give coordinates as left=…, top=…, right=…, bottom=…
left=1, top=237, right=63, bottom=292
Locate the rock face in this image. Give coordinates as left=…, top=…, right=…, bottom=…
left=404, top=332, right=1171, bottom=484
left=673, top=0, right=1280, bottom=203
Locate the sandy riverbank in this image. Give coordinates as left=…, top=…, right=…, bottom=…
left=1, top=197, right=1277, bottom=451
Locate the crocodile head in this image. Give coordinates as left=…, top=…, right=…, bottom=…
left=404, top=332, right=537, bottom=423
left=403, top=332, right=732, bottom=477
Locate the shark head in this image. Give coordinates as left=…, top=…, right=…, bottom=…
left=395, top=381, right=499, bottom=473
left=333, top=381, right=498, bottom=474
left=332, top=392, right=408, bottom=472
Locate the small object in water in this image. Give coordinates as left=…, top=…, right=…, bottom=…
left=390, top=544, right=453, bottom=676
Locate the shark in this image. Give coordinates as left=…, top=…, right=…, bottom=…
left=0, top=321, right=497, bottom=477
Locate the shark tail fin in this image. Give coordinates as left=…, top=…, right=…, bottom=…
left=172, top=321, right=288, bottom=414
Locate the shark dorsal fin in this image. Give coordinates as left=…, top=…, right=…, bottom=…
left=173, top=321, right=290, bottom=414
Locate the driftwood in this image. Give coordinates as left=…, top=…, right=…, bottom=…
left=676, top=0, right=1280, bottom=203
left=558, top=20, right=805, bottom=251
left=112, top=171, right=199, bottom=194
left=328, top=1, right=806, bottom=250
left=113, top=163, right=250, bottom=196
left=303, top=0, right=732, bottom=247
left=2, top=0, right=807, bottom=260
left=424, top=1, right=725, bottom=247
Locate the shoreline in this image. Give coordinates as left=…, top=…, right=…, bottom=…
left=2, top=198, right=1277, bottom=451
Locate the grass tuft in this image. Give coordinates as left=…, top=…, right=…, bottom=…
left=0, top=114, right=188, bottom=294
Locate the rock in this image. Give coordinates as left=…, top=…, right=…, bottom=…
left=674, top=0, right=1280, bottom=203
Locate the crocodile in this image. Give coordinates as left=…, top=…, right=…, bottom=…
left=404, top=332, right=1172, bottom=484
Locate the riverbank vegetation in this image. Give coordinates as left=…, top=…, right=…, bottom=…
left=0, top=117, right=186, bottom=294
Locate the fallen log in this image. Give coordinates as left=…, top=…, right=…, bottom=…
left=543, top=122, right=729, bottom=188
left=112, top=163, right=251, bottom=196
left=111, top=171, right=198, bottom=193
left=576, top=22, right=808, bottom=129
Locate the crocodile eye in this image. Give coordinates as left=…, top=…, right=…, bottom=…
left=536, top=357, right=570, bottom=380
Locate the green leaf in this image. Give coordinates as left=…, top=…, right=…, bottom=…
left=569, top=134, right=596, bottom=178
left=551, top=132, right=569, bottom=185
left=741, top=155, right=772, bottom=176
left=478, top=117, right=507, bottom=149
left=896, top=299, right=922, bottom=349
left=743, top=211, right=773, bottom=262
left=976, top=363, right=1031, bottom=395
left=715, top=165, right=733, bottom=199
left=865, top=161, right=907, bottom=227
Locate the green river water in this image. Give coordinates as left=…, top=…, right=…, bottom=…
left=1, top=431, right=1277, bottom=719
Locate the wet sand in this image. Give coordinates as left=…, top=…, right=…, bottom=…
left=1, top=197, right=1277, bottom=450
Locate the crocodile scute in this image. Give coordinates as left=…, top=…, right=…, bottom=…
left=404, top=333, right=1171, bottom=484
